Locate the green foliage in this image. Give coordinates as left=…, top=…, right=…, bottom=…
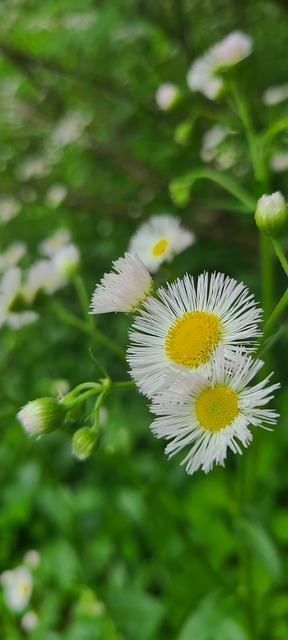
left=1, top=0, right=288, bottom=638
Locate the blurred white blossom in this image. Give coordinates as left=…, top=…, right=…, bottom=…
left=23, top=259, right=67, bottom=303
left=155, top=83, right=180, bottom=110
left=45, top=184, right=68, bottom=208
left=200, top=124, right=230, bottom=162
left=39, top=229, right=71, bottom=257
left=52, top=243, right=80, bottom=277
left=17, top=156, right=49, bottom=182
left=0, top=195, right=21, bottom=223
left=270, top=152, right=288, bottom=172
left=262, top=83, right=288, bottom=106
left=52, top=111, right=91, bottom=147
left=21, top=611, right=38, bottom=631
left=1, top=566, right=33, bottom=612
left=61, top=12, right=97, bottom=31
left=24, top=550, right=41, bottom=569
left=0, top=267, right=38, bottom=329
left=0, top=242, right=26, bottom=271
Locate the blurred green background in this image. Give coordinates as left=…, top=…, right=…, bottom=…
left=1, top=1, right=288, bottom=638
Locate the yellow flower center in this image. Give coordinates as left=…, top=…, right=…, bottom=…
left=165, top=310, right=221, bottom=368
left=195, top=385, right=239, bottom=432
left=151, top=238, right=168, bottom=257
left=20, top=582, right=30, bottom=596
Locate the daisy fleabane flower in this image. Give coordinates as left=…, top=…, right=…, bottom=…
left=1, top=566, right=33, bottom=612
left=187, top=31, right=253, bottom=100
left=90, top=252, right=153, bottom=314
left=127, top=271, right=262, bottom=397
left=150, top=346, right=279, bottom=475
left=128, top=215, right=195, bottom=273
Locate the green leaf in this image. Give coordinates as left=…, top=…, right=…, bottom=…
left=169, top=168, right=256, bottom=211
left=213, top=618, right=249, bottom=640
left=107, top=586, right=165, bottom=640
left=177, top=592, right=224, bottom=640
left=235, top=517, right=282, bottom=581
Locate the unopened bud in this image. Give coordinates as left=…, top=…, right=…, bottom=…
left=17, top=397, right=67, bottom=436
left=72, top=427, right=97, bottom=461
left=255, top=191, right=288, bottom=237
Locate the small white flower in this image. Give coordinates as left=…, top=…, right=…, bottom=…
left=17, top=156, right=49, bottom=181
left=0, top=195, right=21, bottom=223
left=0, top=267, right=38, bottom=329
left=270, top=152, right=288, bottom=173
left=2, top=566, right=33, bottom=612
left=155, top=83, right=180, bottom=110
left=52, top=111, right=91, bottom=147
left=187, top=31, right=252, bottom=100
left=46, top=184, right=68, bottom=208
left=0, top=242, right=27, bottom=271
left=128, top=215, right=195, bottom=273
left=128, top=272, right=262, bottom=397
left=90, top=252, right=153, bottom=314
left=39, top=229, right=71, bottom=257
left=24, top=550, right=41, bottom=568
left=200, top=124, right=230, bottom=162
left=262, top=83, right=288, bottom=106
left=21, top=611, right=38, bottom=631
left=61, top=12, right=96, bottom=31
left=150, top=346, right=279, bottom=475
left=52, top=243, right=80, bottom=277
left=23, top=259, right=67, bottom=302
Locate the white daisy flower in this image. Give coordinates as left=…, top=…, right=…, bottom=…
left=262, top=83, right=288, bottom=106
left=150, top=346, right=279, bottom=474
left=1, top=566, right=33, bottom=612
left=128, top=272, right=262, bottom=397
left=52, top=243, right=80, bottom=277
left=187, top=31, right=252, bottom=100
left=0, top=267, right=38, bottom=329
left=155, top=83, right=180, bottom=110
left=38, top=229, right=71, bottom=257
left=90, top=252, right=153, bottom=314
left=23, top=259, right=67, bottom=303
left=128, top=215, right=195, bottom=273
left=0, top=241, right=26, bottom=271
left=270, top=152, right=288, bottom=173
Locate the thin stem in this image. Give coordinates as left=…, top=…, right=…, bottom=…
left=73, top=274, right=94, bottom=329
left=65, top=386, right=104, bottom=409
left=111, top=380, right=136, bottom=390
left=260, top=233, right=274, bottom=323
left=51, top=300, right=126, bottom=361
left=260, top=287, right=288, bottom=343
left=271, top=238, right=288, bottom=278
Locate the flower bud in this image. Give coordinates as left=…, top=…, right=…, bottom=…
left=155, top=83, right=180, bottom=111
left=17, top=397, right=67, bottom=436
left=72, top=427, right=97, bottom=461
left=255, top=191, right=288, bottom=237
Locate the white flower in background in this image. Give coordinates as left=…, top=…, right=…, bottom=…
left=90, top=252, right=153, bottom=314
left=155, top=83, right=180, bottom=110
left=17, top=156, right=49, bottom=181
left=0, top=267, right=38, bottom=329
left=200, top=124, right=230, bottom=162
left=262, top=83, right=288, bottom=106
left=0, top=242, right=26, bottom=271
left=52, top=111, right=91, bottom=147
left=128, top=272, right=262, bottom=397
left=46, top=183, right=68, bottom=208
left=62, top=12, right=97, bottom=31
left=187, top=31, right=252, bottom=100
left=39, top=229, right=71, bottom=257
left=150, top=346, right=279, bottom=475
left=128, top=215, right=195, bottom=273
left=21, top=611, right=38, bottom=631
left=0, top=195, right=21, bottom=223
left=1, top=566, right=33, bottom=612
left=52, top=243, right=80, bottom=277
left=24, top=550, right=41, bottom=568
left=270, top=152, right=288, bottom=173
left=23, top=259, right=67, bottom=303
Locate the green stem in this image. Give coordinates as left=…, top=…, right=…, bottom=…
left=260, top=287, right=288, bottom=343
left=111, top=380, right=136, bottom=390
left=65, top=386, right=104, bottom=409
left=51, top=300, right=126, bottom=361
left=73, top=274, right=94, bottom=329
left=260, top=233, right=274, bottom=323
left=271, top=238, right=288, bottom=278
left=171, top=168, right=256, bottom=212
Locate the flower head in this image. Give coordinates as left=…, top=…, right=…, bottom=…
left=262, top=83, right=288, bottom=106
left=0, top=267, right=38, bottom=329
left=255, top=191, right=288, bottom=237
left=0, top=242, right=26, bottom=271
left=52, top=243, right=80, bottom=277
left=1, top=566, right=33, bottom=612
left=150, top=346, right=279, bottom=474
left=17, top=397, right=67, bottom=436
left=187, top=31, right=252, bottom=100
left=90, top=252, right=153, bottom=314
left=128, top=215, right=195, bottom=273
left=23, top=259, right=68, bottom=302
left=155, top=83, right=180, bottom=110
left=128, top=272, right=262, bottom=397
left=38, top=229, right=71, bottom=257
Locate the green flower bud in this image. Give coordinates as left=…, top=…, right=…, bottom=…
left=17, top=397, right=67, bottom=436
left=72, top=427, right=97, bottom=461
left=255, top=191, right=288, bottom=237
